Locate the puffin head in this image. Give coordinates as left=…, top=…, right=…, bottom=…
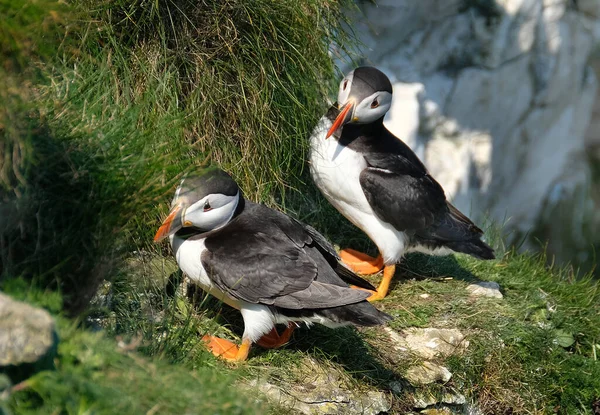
left=153, top=167, right=242, bottom=242
left=326, top=66, right=393, bottom=138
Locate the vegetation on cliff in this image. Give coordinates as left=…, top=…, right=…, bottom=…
left=1, top=1, right=599, bottom=414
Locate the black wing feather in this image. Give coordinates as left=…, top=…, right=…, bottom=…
left=202, top=203, right=371, bottom=309
left=360, top=166, right=446, bottom=232
left=290, top=217, right=376, bottom=291
left=354, top=126, right=448, bottom=233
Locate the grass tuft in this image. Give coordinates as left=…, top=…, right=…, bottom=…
left=1, top=0, right=354, bottom=312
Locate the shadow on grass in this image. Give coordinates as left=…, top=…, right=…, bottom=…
left=397, top=253, right=481, bottom=283
left=186, top=283, right=404, bottom=388
left=289, top=325, right=403, bottom=388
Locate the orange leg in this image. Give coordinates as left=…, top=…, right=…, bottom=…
left=339, top=248, right=384, bottom=275
left=351, top=264, right=397, bottom=301
left=202, top=336, right=251, bottom=362
left=367, top=264, right=396, bottom=301
left=256, top=324, right=296, bottom=349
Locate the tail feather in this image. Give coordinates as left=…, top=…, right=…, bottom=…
left=319, top=301, right=393, bottom=327
left=446, top=238, right=495, bottom=260
left=416, top=202, right=495, bottom=260
left=334, top=263, right=377, bottom=291
left=447, top=202, right=482, bottom=234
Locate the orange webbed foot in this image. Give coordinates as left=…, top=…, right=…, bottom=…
left=350, top=264, right=396, bottom=301
left=340, top=249, right=384, bottom=275
left=202, top=335, right=251, bottom=362
left=256, top=324, right=295, bottom=349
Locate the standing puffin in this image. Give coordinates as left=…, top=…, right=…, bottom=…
left=154, top=167, right=391, bottom=361
left=309, top=66, right=495, bottom=301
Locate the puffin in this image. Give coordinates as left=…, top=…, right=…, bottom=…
left=309, top=66, right=495, bottom=301
left=154, top=167, right=392, bottom=361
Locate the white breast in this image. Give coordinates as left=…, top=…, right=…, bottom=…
left=170, top=235, right=243, bottom=310
left=308, top=116, right=408, bottom=264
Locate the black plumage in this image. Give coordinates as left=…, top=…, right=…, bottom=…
left=325, top=105, right=495, bottom=260
left=201, top=201, right=390, bottom=324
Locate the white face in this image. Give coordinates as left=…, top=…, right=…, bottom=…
left=352, top=91, right=392, bottom=124
left=336, top=70, right=393, bottom=125
left=181, top=191, right=240, bottom=232
left=337, top=70, right=354, bottom=106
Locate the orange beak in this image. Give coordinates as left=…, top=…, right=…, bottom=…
left=326, top=102, right=354, bottom=139
left=153, top=205, right=183, bottom=242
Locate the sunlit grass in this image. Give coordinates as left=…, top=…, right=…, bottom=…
left=2, top=1, right=599, bottom=414
left=1, top=0, right=355, bottom=312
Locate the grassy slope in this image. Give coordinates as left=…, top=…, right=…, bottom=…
left=0, top=0, right=346, bottom=413
left=246, top=249, right=600, bottom=414
left=0, top=0, right=354, bottom=312
left=1, top=1, right=599, bottom=414
left=2, top=281, right=265, bottom=415
left=7, top=247, right=597, bottom=414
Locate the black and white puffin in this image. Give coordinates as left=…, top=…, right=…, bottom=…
left=309, top=66, right=495, bottom=301
left=154, top=167, right=391, bottom=361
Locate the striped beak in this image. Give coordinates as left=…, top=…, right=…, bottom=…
left=154, top=204, right=184, bottom=242
left=326, top=101, right=354, bottom=139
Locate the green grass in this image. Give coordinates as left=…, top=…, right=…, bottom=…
left=1, top=0, right=355, bottom=312
left=2, top=282, right=265, bottom=415
left=63, top=246, right=598, bottom=414
left=2, top=1, right=599, bottom=414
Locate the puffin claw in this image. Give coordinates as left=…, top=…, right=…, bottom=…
left=256, top=324, right=295, bottom=349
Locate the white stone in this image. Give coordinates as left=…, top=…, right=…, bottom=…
left=243, top=358, right=391, bottom=415
left=414, top=391, right=467, bottom=409
left=388, top=327, right=469, bottom=359
left=0, top=293, right=56, bottom=366
left=405, top=361, right=452, bottom=385
left=467, top=281, right=504, bottom=299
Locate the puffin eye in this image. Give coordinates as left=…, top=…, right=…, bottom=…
left=370, top=98, right=379, bottom=109
left=343, top=79, right=348, bottom=90
left=203, top=200, right=212, bottom=212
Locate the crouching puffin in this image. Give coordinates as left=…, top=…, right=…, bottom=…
left=154, top=167, right=391, bottom=361
left=309, top=66, right=495, bottom=301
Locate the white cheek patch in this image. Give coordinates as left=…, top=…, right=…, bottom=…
left=354, top=91, right=392, bottom=124
left=337, top=71, right=355, bottom=105
left=183, top=192, right=239, bottom=231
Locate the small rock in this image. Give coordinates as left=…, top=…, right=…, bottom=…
left=464, top=403, right=485, bottom=415
left=442, top=392, right=466, bottom=405
left=391, top=328, right=469, bottom=359
left=419, top=293, right=430, bottom=299
left=413, top=391, right=466, bottom=409
left=466, top=281, right=503, bottom=299
left=0, top=293, right=57, bottom=367
left=413, top=391, right=438, bottom=408
left=405, top=361, right=452, bottom=385
left=0, top=293, right=58, bottom=383
left=389, top=380, right=403, bottom=394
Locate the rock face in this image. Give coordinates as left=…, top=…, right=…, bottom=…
left=0, top=293, right=57, bottom=369
left=339, top=0, right=600, bottom=269
left=245, top=357, right=391, bottom=415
